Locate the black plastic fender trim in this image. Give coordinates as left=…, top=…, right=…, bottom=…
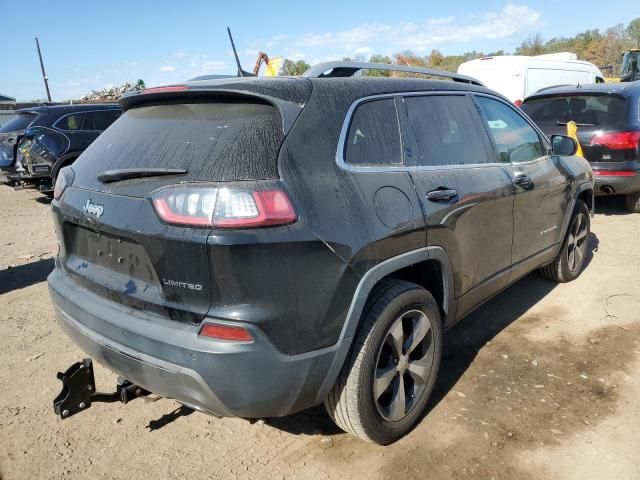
left=313, top=246, right=456, bottom=404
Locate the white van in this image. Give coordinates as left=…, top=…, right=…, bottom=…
left=458, top=53, right=605, bottom=105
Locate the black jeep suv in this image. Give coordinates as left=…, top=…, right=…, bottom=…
left=0, top=104, right=121, bottom=190
left=521, top=82, right=640, bottom=212
left=48, top=62, right=594, bottom=444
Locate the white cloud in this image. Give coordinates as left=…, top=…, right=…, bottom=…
left=296, top=24, right=392, bottom=48
left=201, top=60, right=226, bottom=71
left=290, top=4, right=541, bottom=52
left=354, top=46, right=373, bottom=56
left=158, top=65, right=177, bottom=72
left=269, top=34, right=289, bottom=42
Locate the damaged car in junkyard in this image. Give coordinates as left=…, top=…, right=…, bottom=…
left=0, top=109, right=38, bottom=182
left=1, top=104, right=121, bottom=192
left=49, top=61, right=596, bottom=445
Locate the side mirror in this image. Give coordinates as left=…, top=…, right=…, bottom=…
left=551, top=135, right=578, bottom=156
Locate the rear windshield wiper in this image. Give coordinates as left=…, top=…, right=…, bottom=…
left=97, top=168, right=187, bottom=183
left=556, top=121, right=596, bottom=127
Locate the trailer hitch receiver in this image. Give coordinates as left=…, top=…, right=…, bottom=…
left=54, top=358, right=149, bottom=419
left=53, top=358, right=96, bottom=419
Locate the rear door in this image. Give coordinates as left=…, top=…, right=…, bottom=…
left=55, top=99, right=286, bottom=323
left=79, top=110, right=122, bottom=148
left=474, top=94, right=570, bottom=272
left=400, top=92, right=515, bottom=317
left=57, top=110, right=121, bottom=150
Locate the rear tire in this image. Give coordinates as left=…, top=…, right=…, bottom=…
left=325, top=280, right=442, bottom=444
left=538, top=199, right=590, bottom=282
left=626, top=192, right=640, bottom=213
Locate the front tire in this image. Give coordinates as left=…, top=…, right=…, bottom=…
left=626, top=192, right=640, bottom=213
left=539, top=199, right=590, bottom=282
left=325, top=280, right=442, bottom=444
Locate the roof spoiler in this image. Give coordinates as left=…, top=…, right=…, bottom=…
left=303, top=61, right=484, bottom=86
left=119, top=87, right=303, bottom=135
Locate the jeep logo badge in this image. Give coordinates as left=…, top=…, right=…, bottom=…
left=82, top=199, right=104, bottom=218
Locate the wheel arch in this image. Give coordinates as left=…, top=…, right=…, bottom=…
left=50, top=152, right=79, bottom=181
left=558, top=182, right=594, bottom=243
left=314, top=246, right=455, bottom=405
left=339, top=247, right=455, bottom=341
left=576, top=183, right=594, bottom=213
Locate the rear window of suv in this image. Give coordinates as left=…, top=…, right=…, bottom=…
left=522, top=95, right=628, bottom=127
left=73, top=101, right=283, bottom=182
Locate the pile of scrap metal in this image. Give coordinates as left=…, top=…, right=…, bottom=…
left=79, top=80, right=145, bottom=102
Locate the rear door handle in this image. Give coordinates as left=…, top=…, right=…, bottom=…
left=513, top=175, right=534, bottom=190
left=426, top=189, right=458, bottom=201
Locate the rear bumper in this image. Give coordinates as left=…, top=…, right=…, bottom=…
left=48, top=267, right=349, bottom=418
left=594, top=172, right=640, bottom=196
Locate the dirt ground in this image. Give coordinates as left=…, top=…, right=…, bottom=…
left=0, top=183, right=639, bottom=480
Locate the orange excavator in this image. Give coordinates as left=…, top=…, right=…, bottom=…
left=252, top=51, right=270, bottom=76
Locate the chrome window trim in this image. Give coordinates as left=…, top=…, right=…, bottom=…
left=336, top=90, right=510, bottom=173
left=339, top=94, right=404, bottom=169
left=53, top=108, right=120, bottom=133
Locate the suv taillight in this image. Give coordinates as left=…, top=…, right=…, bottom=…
left=53, top=167, right=74, bottom=201
left=590, top=131, right=640, bottom=150
left=150, top=185, right=297, bottom=228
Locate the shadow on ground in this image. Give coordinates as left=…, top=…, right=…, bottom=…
left=0, top=258, right=55, bottom=295
left=146, top=405, right=194, bottom=432
left=594, top=194, right=630, bottom=216
left=266, top=233, right=599, bottom=436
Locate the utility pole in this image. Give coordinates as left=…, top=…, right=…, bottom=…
left=35, top=37, right=52, bottom=102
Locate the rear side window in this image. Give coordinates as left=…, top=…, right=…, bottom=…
left=82, top=110, right=121, bottom=130
left=73, top=102, right=283, bottom=182
left=404, top=95, right=492, bottom=166
left=476, top=96, right=546, bottom=163
left=56, top=113, right=85, bottom=131
left=345, top=98, right=402, bottom=165
left=522, top=95, right=627, bottom=127
left=0, top=113, right=37, bottom=133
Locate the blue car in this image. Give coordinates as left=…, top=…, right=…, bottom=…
left=0, top=104, right=120, bottom=190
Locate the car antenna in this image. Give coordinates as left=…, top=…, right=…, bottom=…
left=227, top=27, right=255, bottom=77
left=35, top=37, right=52, bottom=102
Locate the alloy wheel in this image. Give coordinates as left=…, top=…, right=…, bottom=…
left=566, top=212, right=588, bottom=272
left=373, top=309, right=435, bottom=422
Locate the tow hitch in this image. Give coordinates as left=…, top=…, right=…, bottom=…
left=53, top=358, right=149, bottom=419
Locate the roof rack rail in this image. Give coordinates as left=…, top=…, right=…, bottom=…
left=303, top=61, right=484, bottom=86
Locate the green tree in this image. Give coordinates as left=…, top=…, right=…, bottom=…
left=280, top=59, right=310, bottom=76
left=362, top=54, right=392, bottom=76
left=427, top=49, right=445, bottom=68
left=516, top=33, right=545, bottom=55
left=627, top=18, right=640, bottom=47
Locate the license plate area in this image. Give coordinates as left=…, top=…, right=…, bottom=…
left=64, top=223, right=157, bottom=284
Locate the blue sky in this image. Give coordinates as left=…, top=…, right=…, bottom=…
left=1, top=0, right=636, bottom=101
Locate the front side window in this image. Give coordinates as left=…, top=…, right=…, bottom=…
left=404, top=94, right=492, bottom=166
left=476, top=96, right=546, bottom=163
left=345, top=98, right=402, bottom=165
left=56, top=113, right=85, bottom=131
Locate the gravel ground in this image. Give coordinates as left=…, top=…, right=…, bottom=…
left=0, top=184, right=638, bottom=480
